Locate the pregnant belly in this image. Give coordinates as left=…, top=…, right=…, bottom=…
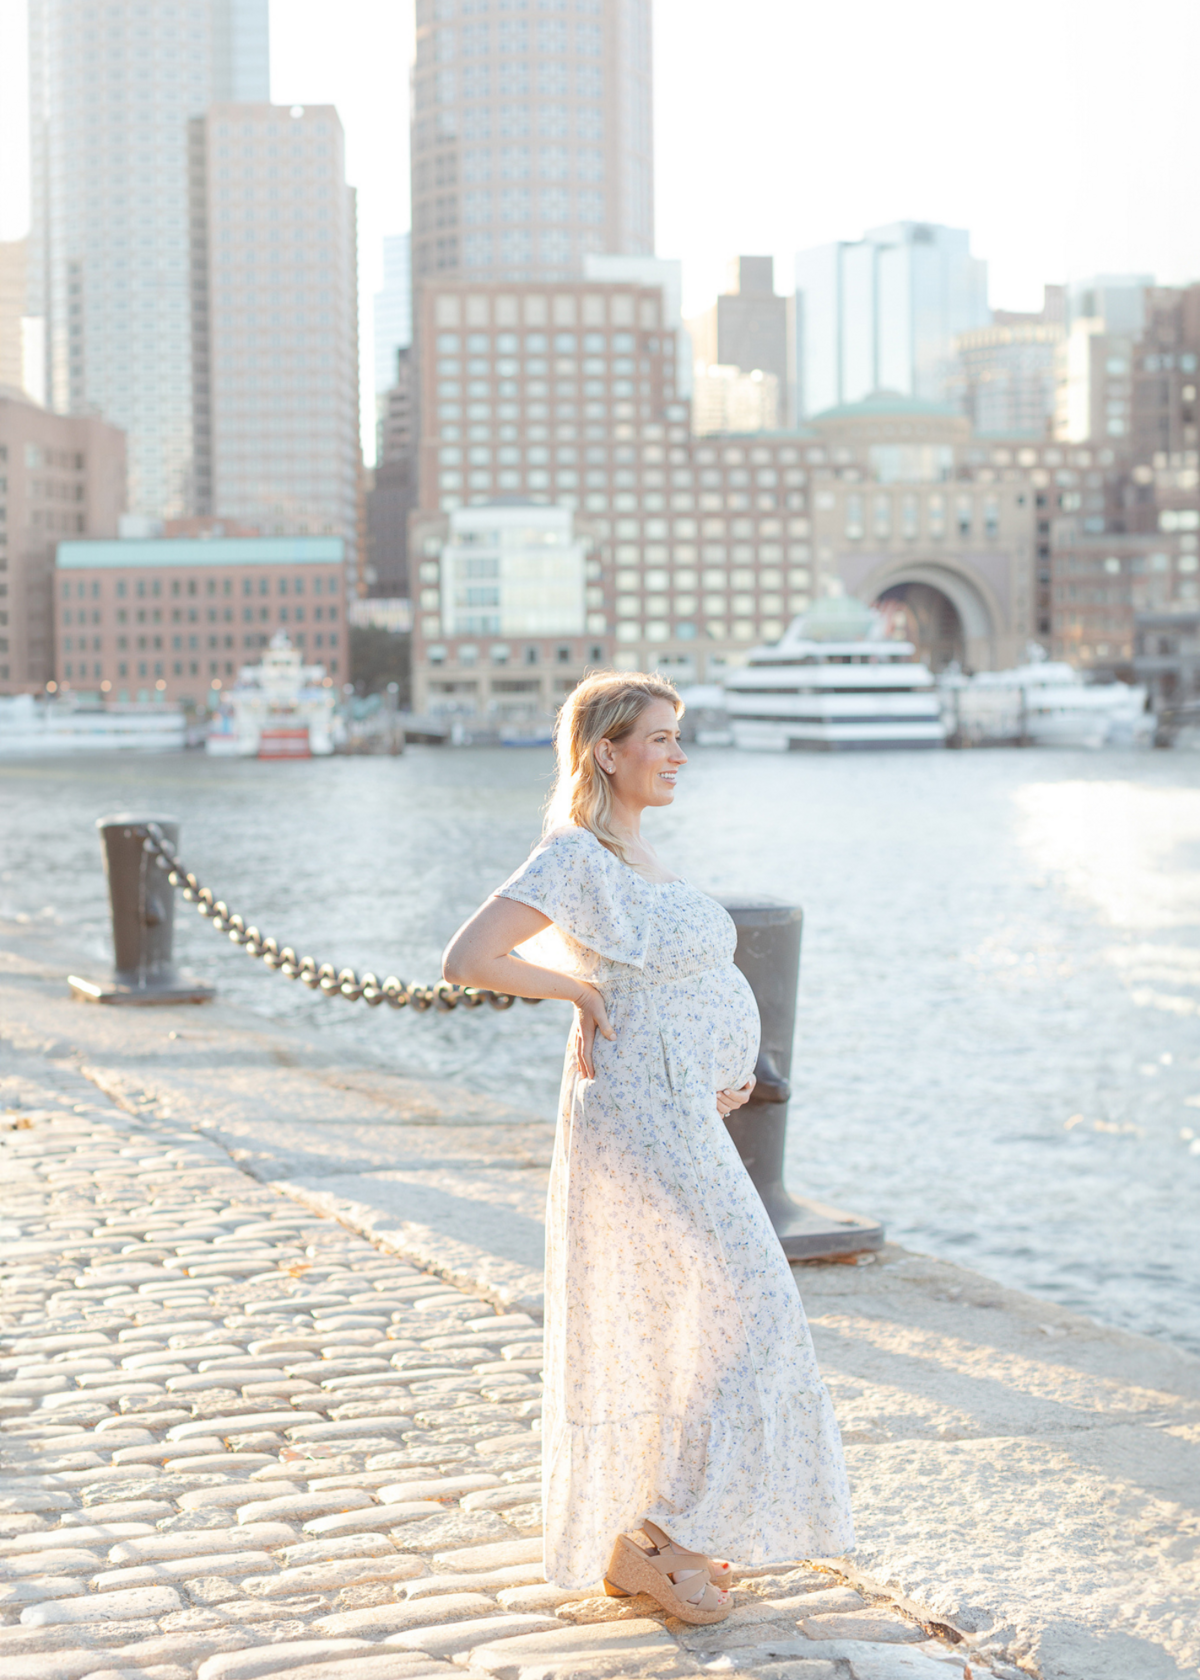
left=690, top=964, right=761, bottom=1094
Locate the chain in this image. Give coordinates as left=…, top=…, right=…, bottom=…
left=136, top=823, right=540, bottom=1015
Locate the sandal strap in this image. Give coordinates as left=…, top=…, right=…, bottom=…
left=667, top=1567, right=724, bottom=1611
left=640, top=1519, right=729, bottom=1582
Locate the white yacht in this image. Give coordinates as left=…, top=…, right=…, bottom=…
left=724, top=597, right=946, bottom=752
left=206, top=633, right=338, bottom=758
left=0, top=692, right=186, bottom=755
left=940, top=648, right=1152, bottom=749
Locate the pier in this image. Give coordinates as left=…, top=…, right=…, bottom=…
left=2, top=906, right=1198, bottom=1680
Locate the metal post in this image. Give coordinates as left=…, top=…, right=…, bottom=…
left=722, top=899, right=883, bottom=1260
left=68, top=815, right=215, bottom=1005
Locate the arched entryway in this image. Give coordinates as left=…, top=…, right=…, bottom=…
left=874, top=582, right=965, bottom=672
left=859, top=559, right=1000, bottom=672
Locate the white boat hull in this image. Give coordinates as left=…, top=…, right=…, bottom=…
left=0, top=697, right=185, bottom=755
left=731, top=719, right=945, bottom=752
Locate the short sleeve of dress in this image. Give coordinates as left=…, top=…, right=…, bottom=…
left=496, top=826, right=651, bottom=969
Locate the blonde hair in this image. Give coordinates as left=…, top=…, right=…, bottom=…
left=544, top=670, right=683, bottom=863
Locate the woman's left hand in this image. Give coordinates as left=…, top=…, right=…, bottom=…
left=716, top=1076, right=756, bottom=1117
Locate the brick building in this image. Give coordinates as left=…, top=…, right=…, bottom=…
left=0, top=388, right=125, bottom=693
left=53, top=535, right=345, bottom=703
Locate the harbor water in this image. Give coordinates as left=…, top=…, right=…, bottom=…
left=2, top=745, right=1199, bottom=1355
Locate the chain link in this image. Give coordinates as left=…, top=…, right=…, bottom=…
left=136, top=823, right=540, bottom=1016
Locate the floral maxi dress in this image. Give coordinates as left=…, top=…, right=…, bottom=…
left=497, top=825, right=855, bottom=1589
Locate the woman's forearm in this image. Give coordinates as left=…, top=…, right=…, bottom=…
left=444, top=948, right=585, bottom=1003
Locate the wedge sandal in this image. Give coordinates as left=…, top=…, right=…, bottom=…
left=603, top=1528, right=731, bottom=1625
left=603, top=1517, right=732, bottom=1592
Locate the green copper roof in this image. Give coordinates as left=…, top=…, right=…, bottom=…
left=57, top=536, right=345, bottom=570
left=810, top=390, right=963, bottom=423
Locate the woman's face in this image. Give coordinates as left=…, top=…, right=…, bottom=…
left=597, top=698, right=687, bottom=811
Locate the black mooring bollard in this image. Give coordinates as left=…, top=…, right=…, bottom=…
left=67, top=814, right=215, bottom=1005
left=722, top=899, right=883, bottom=1260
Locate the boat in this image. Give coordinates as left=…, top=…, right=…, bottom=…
left=939, top=647, right=1152, bottom=748
left=0, top=692, right=186, bottom=755
left=675, top=683, right=734, bottom=746
left=206, top=633, right=337, bottom=758
left=723, top=596, right=946, bottom=751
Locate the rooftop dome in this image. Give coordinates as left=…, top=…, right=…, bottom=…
left=810, top=388, right=962, bottom=423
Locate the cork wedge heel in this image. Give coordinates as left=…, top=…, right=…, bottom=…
left=602, top=1529, right=732, bottom=1625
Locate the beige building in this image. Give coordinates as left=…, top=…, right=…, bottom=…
left=410, top=0, right=654, bottom=285
left=692, top=365, right=779, bottom=436
left=0, top=388, right=125, bottom=693
left=1055, top=319, right=1136, bottom=444
left=686, top=256, right=791, bottom=423
left=53, top=535, right=345, bottom=703
left=189, top=104, right=361, bottom=581
left=0, top=241, right=26, bottom=394
left=411, top=502, right=609, bottom=721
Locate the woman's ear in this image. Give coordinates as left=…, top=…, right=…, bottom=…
left=594, top=738, right=614, bottom=774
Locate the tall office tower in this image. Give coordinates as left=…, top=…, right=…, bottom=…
left=189, top=104, right=361, bottom=586
left=27, top=0, right=269, bottom=519
left=0, top=242, right=27, bottom=392
left=409, top=0, right=654, bottom=285
left=686, top=256, right=791, bottom=422
left=374, top=234, right=413, bottom=398
left=794, top=222, right=989, bottom=417
left=368, top=346, right=419, bottom=599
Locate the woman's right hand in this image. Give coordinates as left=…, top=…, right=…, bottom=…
left=572, top=982, right=615, bottom=1079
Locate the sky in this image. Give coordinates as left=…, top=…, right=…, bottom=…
left=2, top=0, right=1199, bottom=463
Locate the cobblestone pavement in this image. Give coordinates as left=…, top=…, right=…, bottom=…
left=0, top=1093, right=1023, bottom=1680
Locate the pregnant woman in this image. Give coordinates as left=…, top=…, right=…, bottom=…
left=443, top=671, right=853, bottom=1623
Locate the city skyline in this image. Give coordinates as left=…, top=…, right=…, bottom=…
left=4, top=0, right=1200, bottom=466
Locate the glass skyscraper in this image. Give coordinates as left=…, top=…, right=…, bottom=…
left=794, top=222, right=990, bottom=418
left=374, top=233, right=413, bottom=397
left=27, top=0, right=269, bottom=518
